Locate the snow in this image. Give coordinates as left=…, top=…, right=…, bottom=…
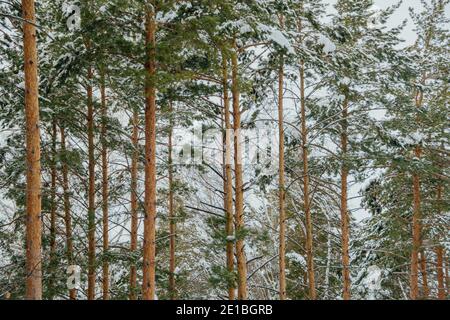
left=286, top=252, right=306, bottom=267
left=226, top=235, right=236, bottom=242
left=363, top=265, right=383, bottom=300
left=158, top=10, right=177, bottom=23
left=257, top=24, right=295, bottom=54
left=317, top=34, right=336, bottom=54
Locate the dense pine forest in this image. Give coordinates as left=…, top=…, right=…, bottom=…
left=0, top=0, right=448, bottom=301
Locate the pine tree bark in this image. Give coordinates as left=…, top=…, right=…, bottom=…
left=445, top=255, right=450, bottom=296
left=231, top=41, right=247, bottom=300
left=435, top=182, right=445, bottom=300
left=129, top=109, right=139, bottom=300
left=340, top=95, right=351, bottom=300
left=168, top=102, right=176, bottom=300
left=222, top=53, right=235, bottom=301
left=300, top=60, right=316, bottom=300
left=278, top=61, right=287, bottom=300
left=411, top=162, right=421, bottom=300
left=142, top=6, right=157, bottom=300
left=48, top=120, right=58, bottom=299
left=410, top=146, right=421, bottom=300
left=22, top=0, right=42, bottom=300
left=87, top=65, right=96, bottom=300
left=436, top=247, right=446, bottom=300
left=60, top=125, right=76, bottom=300
left=410, top=86, right=424, bottom=300
left=100, top=73, right=109, bottom=300
left=419, top=251, right=429, bottom=298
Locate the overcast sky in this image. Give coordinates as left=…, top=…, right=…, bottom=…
left=324, top=0, right=450, bottom=46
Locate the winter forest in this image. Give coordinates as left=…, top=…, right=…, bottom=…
left=0, top=0, right=448, bottom=301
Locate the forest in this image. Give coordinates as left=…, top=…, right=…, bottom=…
left=0, top=0, right=448, bottom=301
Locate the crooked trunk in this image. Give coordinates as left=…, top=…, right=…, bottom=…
left=22, top=0, right=42, bottom=300
left=231, top=41, right=247, bottom=300
left=142, top=7, right=157, bottom=300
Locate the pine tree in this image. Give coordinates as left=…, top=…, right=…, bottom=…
left=21, top=0, right=42, bottom=300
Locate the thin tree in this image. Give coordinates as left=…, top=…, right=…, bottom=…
left=22, top=0, right=42, bottom=300
left=86, top=64, right=96, bottom=300
left=100, top=71, right=109, bottom=300
left=168, top=102, right=176, bottom=300
left=340, top=92, right=351, bottom=300
left=142, top=4, right=157, bottom=300
left=277, top=45, right=287, bottom=301
left=298, top=15, right=316, bottom=300
left=222, top=52, right=235, bottom=300
left=129, top=109, right=139, bottom=300
left=48, top=120, right=58, bottom=299
left=231, top=40, right=247, bottom=300
left=60, top=125, right=76, bottom=300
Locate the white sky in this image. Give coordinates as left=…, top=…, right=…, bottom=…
left=322, top=0, right=450, bottom=222
left=324, top=0, right=450, bottom=46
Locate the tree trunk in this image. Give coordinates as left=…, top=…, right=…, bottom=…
left=324, top=217, right=332, bottom=299
left=129, top=109, right=139, bottom=300
left=231, top=40, right=247, bottom=300
left=445, top=254, right=450, bottom=296
left=87, top=65, right=96, bottom=300
left=411, top=86, right=424, bottom=300
left=300, top=60, right=316, bottom=300
left=222, top=53, right=235, bottom=301
left=48, top=120, right=57, bottom=299
left=22, top=0, right=42, bottom=300
left=100, top=73, right=109, bottom=300
left=168, top=102, right=176, bottom=300
left=60, top=125, right=76, bottom=300
left=278, top=60, right=287, bottom=300
left=410, top=147, right=421, bottom=300
left=419, top=251, right=429, bottom=298
left=436, top=247, right=445, bottom=300
left=142, top=7, right=157, bottom=300
left=340, top=95, right=351, bottom=300
left=435, top=183, right=445, bottom=300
